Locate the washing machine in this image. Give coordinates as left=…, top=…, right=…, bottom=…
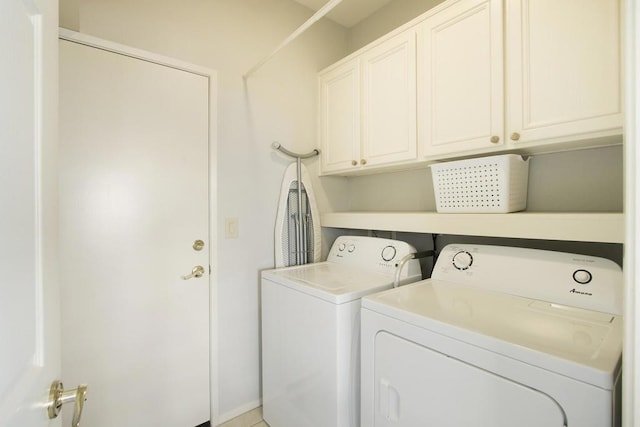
left=261, top=235, right=422, bottom=427
left=361, top=244, right=623, bottom=427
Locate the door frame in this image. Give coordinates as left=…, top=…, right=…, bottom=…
left=624, top=0, right=640, bottom=425
left=58, top=28, right=220, bottom=425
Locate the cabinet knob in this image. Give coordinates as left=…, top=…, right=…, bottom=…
left=361, top=159, right=367, bottom=165
left=490, top=136, right=500, bottom=143
left=351, top=160, right=357, bottom=166
left=510, top=132, right=521, bottom=141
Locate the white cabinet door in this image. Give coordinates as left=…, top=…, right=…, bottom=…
left=506, top=0, right=622, bottom=146
left=361, top=31, right=417, bottom=167
left=319, top=59, right=361, bottom=174
left=418, top=0, right=503, bottom=158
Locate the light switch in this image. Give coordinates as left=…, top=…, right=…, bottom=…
left=225, top=217, right=239, bottom=239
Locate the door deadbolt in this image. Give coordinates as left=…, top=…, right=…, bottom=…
left=193, top=239, right=205, bottom=251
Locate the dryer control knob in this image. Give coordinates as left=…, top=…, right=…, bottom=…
left=338, top=243, right=346, bottom=251
left=573, top=269, right=592, bottom=284
left=381, top=245, right=397, bottom=262
left=452, top=251, right=473, bottom=270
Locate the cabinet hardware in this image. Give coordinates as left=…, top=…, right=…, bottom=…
left=490, top=136, right=500, bottom=143
left=510, top=132, right=521, bottom=141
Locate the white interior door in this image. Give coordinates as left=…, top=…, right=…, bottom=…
left=59, top=38, right=211, bottom=426
left=0, top=1, right=60, bottom=426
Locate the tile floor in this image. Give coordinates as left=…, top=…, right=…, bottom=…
left=218, top=407, right=268, bottom=427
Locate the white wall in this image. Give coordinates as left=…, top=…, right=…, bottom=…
left=59, top=0, right=350, bottom=421
left=347, top=0, right=445, bottom=52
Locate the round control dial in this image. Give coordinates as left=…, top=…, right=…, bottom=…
left=347, top=244, right=356, bottom=253
left=381, top=245, right=397, bottom=262
left=573, top=269, right=592, bottom=284
left=338, top=243, right=346, bottom=251
left=452, top=251, right=473, bottom=270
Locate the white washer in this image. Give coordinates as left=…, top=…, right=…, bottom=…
left=262, top=236, right=422, bottom=427
left=361, top=244, right=623, bottom=427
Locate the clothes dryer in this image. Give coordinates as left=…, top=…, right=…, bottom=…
left=262, top=236, right=422, bottom=427
left=361, top=244, right=622, bottom=427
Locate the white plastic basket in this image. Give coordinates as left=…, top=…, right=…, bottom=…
left=430, top=154, right=530, bottom=213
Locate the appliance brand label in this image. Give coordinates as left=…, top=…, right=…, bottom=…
left=569, top=288, right=593, bottom=296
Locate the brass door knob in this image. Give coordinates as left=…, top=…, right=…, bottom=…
left=351, top=160, right=357, bottom=166
left=490, top=136, right=500, bottom=143
left=48, top=380, right=88, bottom=427
left=361, top=159, right=367, bottom=165
left=511, top=132, right=521, bottom=141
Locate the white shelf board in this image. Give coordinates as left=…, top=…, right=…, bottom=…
left=320, top=212, right=624, bottom=243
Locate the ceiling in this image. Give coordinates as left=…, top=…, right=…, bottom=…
left=292, top=0, right=395, bottom=28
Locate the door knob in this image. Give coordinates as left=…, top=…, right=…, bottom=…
left=48, top=380, right=88, bottom=427
left=181, top=265, right=205, bottom=280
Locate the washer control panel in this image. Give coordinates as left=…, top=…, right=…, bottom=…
left=328, top=236, right=421, bottom=278
left=432, top=244, right=622, bottom=315
left=381, top=245, right=397, bottom=262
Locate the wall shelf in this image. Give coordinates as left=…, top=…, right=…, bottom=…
left=320, top=212, right=624, bottom=244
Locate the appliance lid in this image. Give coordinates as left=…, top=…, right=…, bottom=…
left=262, top=262, right=401, bottom=304
left=362, top=280, right=622, bottom=389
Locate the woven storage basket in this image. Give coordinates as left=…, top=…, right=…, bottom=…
left=430, top=154, right=530, bottom=213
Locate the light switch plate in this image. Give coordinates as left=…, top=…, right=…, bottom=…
left=225, top=217, right=239, bottom=239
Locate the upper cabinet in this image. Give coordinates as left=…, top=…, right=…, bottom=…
left=361, top=32, right=417, bottom=169
left=505, top=0, right=622, bottom=148
left=319, top=32, right=417, bottom=175
left=319, top=58, right=361, bottom=173
left=418, top=0, right=504, bottom=158
left=318, top=0, right=622, bottom=175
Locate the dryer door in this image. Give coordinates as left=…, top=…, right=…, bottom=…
left=374, top=332, right=566, bottom=426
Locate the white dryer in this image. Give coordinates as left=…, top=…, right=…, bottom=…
left=361, top=244, right=622, bottom=427
left=262, top=236, right=422, bottom=427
